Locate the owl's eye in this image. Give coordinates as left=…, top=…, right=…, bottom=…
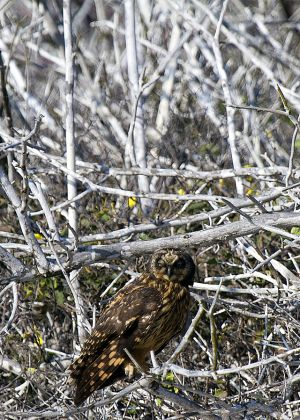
left=174, top=259, right=185, bottom=269
left=156, top=258, right=165, bottom=268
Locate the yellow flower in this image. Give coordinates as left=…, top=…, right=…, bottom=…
left=34, top=233, right=43, bottom=240
left=128, top=197, right=137, bottom=208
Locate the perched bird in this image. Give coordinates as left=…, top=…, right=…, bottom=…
left=69, top=248, right=195, bottom=406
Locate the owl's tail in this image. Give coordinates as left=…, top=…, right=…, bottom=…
left=69, top=339, right=126, bottom=406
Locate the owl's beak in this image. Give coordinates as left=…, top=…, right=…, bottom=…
left=167, top=265, right=174, bottom=278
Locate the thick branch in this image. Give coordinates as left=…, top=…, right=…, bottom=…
left=1, top=211, right=299, bottom=285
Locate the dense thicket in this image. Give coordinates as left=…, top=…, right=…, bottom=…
left=0, top=1, right=300, bottom=418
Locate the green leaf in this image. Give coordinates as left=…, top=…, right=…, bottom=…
left=165, top=371, right=174, bottom=382
left=291, top=227, right=300, bottom=235
left=214, top=389, right=228, bottom=398
left=55, top=290, right=65, bottom=305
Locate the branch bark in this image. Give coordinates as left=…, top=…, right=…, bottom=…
left=1, top=210, right=299, bottom=285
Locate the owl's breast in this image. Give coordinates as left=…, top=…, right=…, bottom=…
left=138, top=282, right=190, bottom=353
left=161, top=284, right=190, bottom=329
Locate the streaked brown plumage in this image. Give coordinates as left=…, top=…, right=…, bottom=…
left=69, top=248, right=195, bottom=406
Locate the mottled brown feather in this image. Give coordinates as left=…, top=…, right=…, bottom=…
left=69, top=249, right=195, bottom=405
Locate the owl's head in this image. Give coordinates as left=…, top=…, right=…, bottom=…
left=150, top=249, right=195, bottom=286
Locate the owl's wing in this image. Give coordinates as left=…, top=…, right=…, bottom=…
left=69, top=279, right=162, bottom=405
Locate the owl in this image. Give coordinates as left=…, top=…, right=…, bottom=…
left=69, top=248, right=195, bottom=405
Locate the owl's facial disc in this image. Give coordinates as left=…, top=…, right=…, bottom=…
left=152, top=249, right=195, bottom=286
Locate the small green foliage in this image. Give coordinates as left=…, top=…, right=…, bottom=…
left=21, top=277, right=65, bottom=306
left=54, top=289, right=65, bottom=305
left=199, top=143, right=220, bottom=155
left=291, top=227, right=300, bottom=235
left=214, top=388, right=228, bottom=398
left=80, top=266, right=117, bottom=292
left=186, top=200, right=210, bottom=213
left=60, top=226, right=68, bottom=237
left=246, top=188, right=256, bottom=196
left=253, top=329, right=265, bottom=343
left=33, top=329, right=43, bottom=347
left=80, top=217, right=92, bottom=229
left=96, top=207, right=111, bottom=222
left=165, top=371, right=174, bottom=381
left=163, top=371, right=179, bottom=394
left=125, top=401, right=139, bottom=414
left=214, top=379, right=228, bottom=398
left=23, top=283, right=34, bottom=298
left=139, top=233, right=151, bottom=241
left=26, top=367, right=37, bottom=375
